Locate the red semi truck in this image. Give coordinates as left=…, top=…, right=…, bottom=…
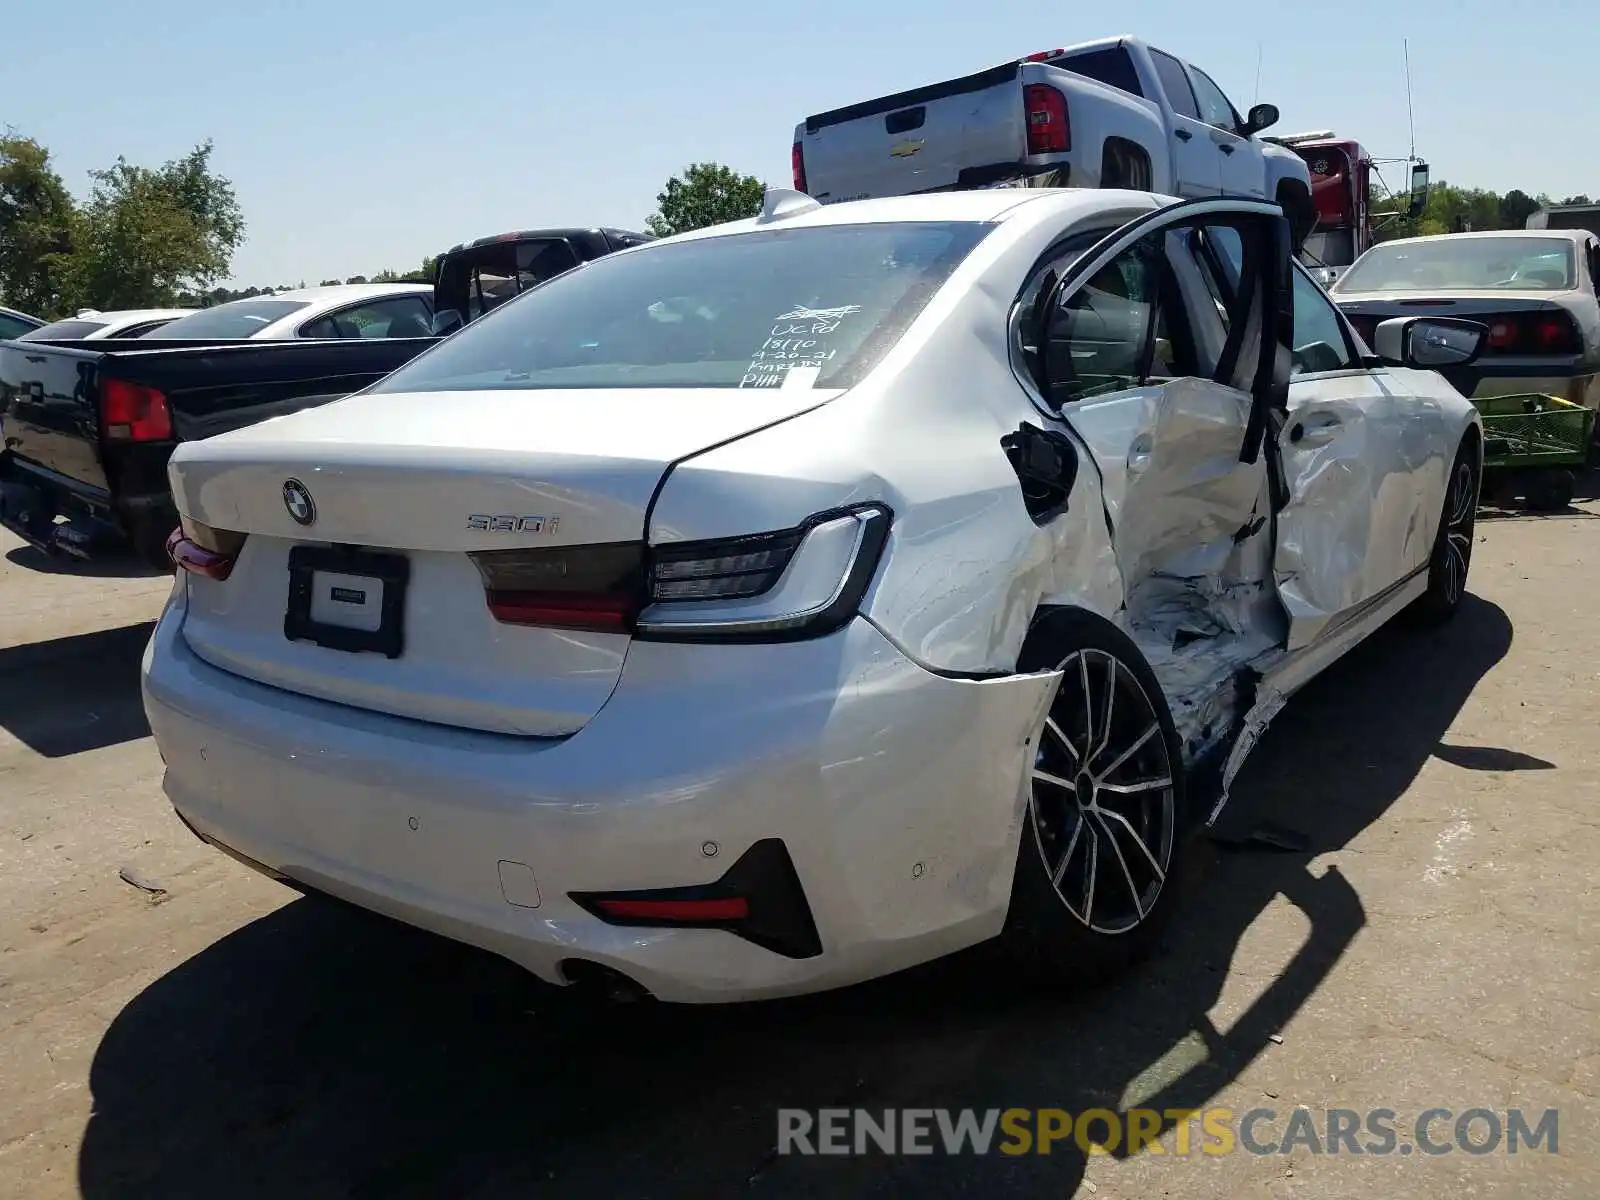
left=1271, top=132, right=1429, bottom=284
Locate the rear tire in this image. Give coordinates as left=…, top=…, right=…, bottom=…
left=999, top=610, right=1189, bottom=990
left=1407, top=439, right=1478, bottom=626
left=128, top=513, right=176, bottom=572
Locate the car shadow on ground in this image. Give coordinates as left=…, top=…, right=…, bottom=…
left=4, top=544, right=170, bottom=579
left=0, top=621, right=154, bottom=756
left=76, top=596, right=1512, bottom=1199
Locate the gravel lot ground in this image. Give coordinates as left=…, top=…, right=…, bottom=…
left=1, top=492, right=1597, bottom=1199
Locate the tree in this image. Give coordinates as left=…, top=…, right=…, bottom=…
left=67, top=140, right=245, bottom=310
left=1560, top=194, right=1593, bottom=206
left=645, top=162, right=765, bottom=237
left=1498, top=189, right=1541, bottom=230
left=0, top=133, right=77, bottom=316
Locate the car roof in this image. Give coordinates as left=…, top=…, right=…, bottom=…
left=656, top=188, right=1174, bottom=246
left=1, top=303, right=42, bottom=324
left=78, top=308, right=195, bottom=323
left=252, top=283, right=434, bottom=304
left=1375, top=229, right=1593, bottom=249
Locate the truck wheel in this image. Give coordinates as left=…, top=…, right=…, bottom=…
left=1101, top=140, right=1152, bottom=191
left=1277, top=180, right=1315, bottom=253
left=128, top=514, right=177, bottom=572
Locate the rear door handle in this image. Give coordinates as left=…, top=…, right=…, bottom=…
left=1218, top=143, right=1236, bottom=155
left=1175, top=129, right=1193, bottom=142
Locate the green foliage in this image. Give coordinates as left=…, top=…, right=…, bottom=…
left=645, top=162, right=766, bottom=237
left=0, top=133, right=78, bottom=316
left=68, top=140, right=245, bottom=310
left=0, top=135, right=243, bottom=317
left=1371, top=180, right=1594, bottom=242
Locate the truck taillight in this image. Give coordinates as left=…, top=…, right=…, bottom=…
left=792, top=141, right=807, bottom=193
left=101, top=379, right=172, bottom=442
left=1024, top=84, right=1070, bottom=155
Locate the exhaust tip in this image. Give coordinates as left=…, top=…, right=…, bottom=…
left=559, top=959, right=655, bottom=1004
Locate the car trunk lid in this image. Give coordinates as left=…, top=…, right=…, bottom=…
left=168, top=386, right=831, bottom=737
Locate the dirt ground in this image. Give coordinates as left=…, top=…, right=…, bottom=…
left=1, top=493, right=1597, bottom=1199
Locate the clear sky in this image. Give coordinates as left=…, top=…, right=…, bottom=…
left=5, top=0, right=1594, bottom=287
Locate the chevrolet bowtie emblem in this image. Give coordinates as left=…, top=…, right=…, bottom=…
left=889, top=139, right=924, bottom=158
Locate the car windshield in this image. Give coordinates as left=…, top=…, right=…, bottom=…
left=144, top=300, right=311, bottom=339
left=19, top=319, right=109, bottom=340
left=368, top=221, right=992, bottom=394
left=1336, top=237, right=1576, bottom=292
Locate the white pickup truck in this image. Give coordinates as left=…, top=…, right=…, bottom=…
left=792, top=35, right=1315, bottom=244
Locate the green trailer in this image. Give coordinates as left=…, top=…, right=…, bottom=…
left=1476, top=393, right=1594, bottom=511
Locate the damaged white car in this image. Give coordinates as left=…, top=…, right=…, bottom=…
left=143, top=187, right=1485, bottom=1003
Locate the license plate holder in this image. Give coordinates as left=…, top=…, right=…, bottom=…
left=284, top=545, right=410, bottom=659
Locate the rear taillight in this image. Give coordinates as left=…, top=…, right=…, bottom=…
left=167, top=521, right=242, bottom=581
left=470, top=542, right=644, bottom=633
left=792, top=141, right=807, bottom=193
left=650, top=529, right=803, bottom=602
left=472, top=505, right=891, bottom=640
left=1531, top=314, right=1580, bottom=354
left=101, top=378, right=172, bottom=442
left=1480, top=311, right=1581, bottom=356
left=1024, top=84, right=1070, bottom=155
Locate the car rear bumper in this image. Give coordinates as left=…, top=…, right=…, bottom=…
left=141, top=589, right=1060, bottom=1002
left=1446, top=361, right=1600, bottom=410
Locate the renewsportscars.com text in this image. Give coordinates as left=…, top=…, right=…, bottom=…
left=777, top=1106, right=1559, bottom=1157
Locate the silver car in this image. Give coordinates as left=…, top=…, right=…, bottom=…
left=1332, top=230, right=1600, bottom=425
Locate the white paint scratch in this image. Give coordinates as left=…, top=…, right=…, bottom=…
left=1423, top=811, right=1474, bottom=883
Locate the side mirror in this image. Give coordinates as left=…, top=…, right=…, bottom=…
left=1373, top=316, right=1486, bottom=369
left=429, top=309, right=464, bottom=336
left=1244, top=103, right=1280, bottom=135
left=1408, top=162, right=1431, bottom=219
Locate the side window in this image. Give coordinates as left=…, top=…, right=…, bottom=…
left=1053, top=47, right=1144, bottom=98
left=302, top=296, right=433, bottom=339
left=1191, top=225, right=1244, bottom=311
left=1191, top=228, right=1356, bottom=376
left=1186, top=67, right=1242, bottom=134
left=517, top=240, right=581, bottom=292
left=1149, top=50, right=1200, bottom=120
left=1287, top=266, right=1358, bottom=375
left=0, top=313, right=36, bottom=339
left=1035, top=234, right=1199, bottom=407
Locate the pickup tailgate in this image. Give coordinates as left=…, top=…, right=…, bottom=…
left=0, top=340, right=112, bottom=492
left=798, top=62, right=1027, bottom=201
left=0, top=337, right=434, bottom=496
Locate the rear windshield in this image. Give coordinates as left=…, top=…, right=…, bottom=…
left=1336, top=237, right=1577, bottom=292
left=369, top=221, right=991, bottom=394
left=19, top=319, right=108, bottom=340
left=143, top=299, right=310, bottom=339
left=1052, top=47, right=1143, bottom=97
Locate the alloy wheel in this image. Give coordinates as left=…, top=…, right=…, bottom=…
left=1442, top=460, right=1476, bottom=606
left=1028, top=648, right=1176, bottom=935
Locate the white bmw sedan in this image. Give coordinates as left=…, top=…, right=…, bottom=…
left=143, top=188, right=1484, bottom=1003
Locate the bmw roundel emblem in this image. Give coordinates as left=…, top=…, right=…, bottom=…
left=282, top=478, right=316, bottom=526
